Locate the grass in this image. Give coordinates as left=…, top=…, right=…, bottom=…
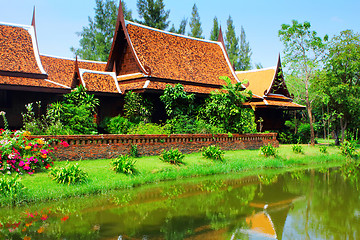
left=7, top=144, right=347, bottom=206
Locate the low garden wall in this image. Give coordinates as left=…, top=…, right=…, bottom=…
left=29, top=133, right=278, bottom=161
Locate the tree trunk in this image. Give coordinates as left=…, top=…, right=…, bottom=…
left=305, top=84, right=315, bottom=146
left=340, top=117, right=348, bottom=143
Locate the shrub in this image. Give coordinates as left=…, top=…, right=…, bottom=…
left=0, top=175, right=26, bottom=206
left=128, top=123, right=170, bottom=135
left=160, top=84, right=195, bottom=118
left=111, top=155, right=137, bottom=174
left=202, top=145, right=225, bottom=162
left=124, top=91, right=153, bottom=123
left=0, top=130, right=56, bottom=175
left=340, top=140, right=357, bottom=158
left=159, top=148, right=185, bottom=165
left=50, top=162, right=88, bottom=185
left=130, top=144, right=139, bottom=158
left=292, top=144, right=304, bottom=154
left=195, top=119, right=225, bottom=134
left=319, top=145, right=328, bottom=154
left=103, top=115, right=134, bottom=134
left=260, top=143, right=277, bottom=157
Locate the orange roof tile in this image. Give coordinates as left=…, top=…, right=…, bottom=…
left=236, top=67, right=276, bottom=97
left=0, top=23, right=45, bottom=75
left=125, top=22, right=239, bottom=86
left=0, top=75, right=67, bottom=89
left=40, top=55, right=106, bottom=88
left=79, top=69, right=121, bottom=94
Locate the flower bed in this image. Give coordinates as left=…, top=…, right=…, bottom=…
left=0, top=129, right=59, bottom=175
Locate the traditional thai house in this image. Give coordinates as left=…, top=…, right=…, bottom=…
left=236, top=56, right=305, bottom=131
left=0, top=2, right=303, bottom=131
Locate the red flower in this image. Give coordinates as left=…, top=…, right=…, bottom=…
left=61, top=216, right=69, bottom=222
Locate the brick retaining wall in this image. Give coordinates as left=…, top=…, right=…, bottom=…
left=29, top=133, right=278, bottom=161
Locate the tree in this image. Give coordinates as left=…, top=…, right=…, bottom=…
left=123, top=91, right=153, bottom=123
left=318, top=30, right=360, bottom=142
left=71, top=0, right=132, bottom=61
left=278, top=20, right=328, bottom=146
left=199, top=76, right=255, bottom=133
left=169, top=18, right=187, bottom=35
left=189, top=4, right=203, bottom=39
left=210, top=16, right=219, bottom=41
left=160, top=84, right=195, bottom=119
left=225, top=16, right=240, bottom=70
left=238, top=26, right=252, bottom=70
left=136, top=0, right=170, bottom=30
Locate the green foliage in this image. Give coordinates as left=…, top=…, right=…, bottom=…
left=238, top=26, right=252, bottom=70
left=260, top=144, right=277, bottom=157
left=102, top=115, right=134, bottom=134
left=199, top=77, right=255, bottom=133
left=128, top=123, right=169, bottom=135
left=292, top=144, right=304, bottom=154
left=130, top=144, right=139, bottom=158
left=169, top=18, right=187, bottom=35
left=159, top=148, right=185, bottom=165
left=225, top=16, right=239, bottom=69
left=340, top=140, right=357, bottom=158
left=111, top=155, right=137, bottom=174
left=165, top=116, right=224, bottom=134
left=0, top=175, right=26, bottom=206
left=0, top=111, right=8, bottom=130
left=189, top=4, right=203, bottom=38
left=319, top=146, right=328, bottom=154
left=136, top=0, right=170, bottom=30
left=194, top=119, right=225, bottom=134
left=47, top=85, right=99, bottom=135
left=202, top=145, right=225, bottom=162
left=160, top=84, right=195, bottom=119
left=71, top=0, right=132, bottom=61
left=210, top=16, right=219, bottom=41
left=50, top=162, right=88, bottom=185
left=124, top=91, right=153, bottom=124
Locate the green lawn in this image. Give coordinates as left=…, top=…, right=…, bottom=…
left=11, top=144, right=347, bottom=205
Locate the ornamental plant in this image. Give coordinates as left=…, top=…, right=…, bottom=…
left=340, top=140, right=357, bottom=158
left=111, top=155, right=137, bottom=175
left=50, top=162, right=88, bottom=185
left=260, top=143, right=277, bottom=157
left=0, top=175, right=26, bottom=206
left=319, top=145, right=328, bottom=154
left=0, top=129, right=57, bottom=175
left=202, top=145, right=225, bottom=162
left=159, top=148, right=185, bottom=165
left=292, top=144, right=304, bottom=154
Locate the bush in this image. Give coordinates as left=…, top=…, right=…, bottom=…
left=111, top=155, right=137, bottom=174
left=260, top=144, right=277, bottom=157
left=0, top=175, right=26, bottom=206
left=128, top=123, right=170, bottom=135
left=0, top=130, right=56, bottom=175
left=130, top=144, right=139, bottom=158
left=340, top=140, right=357, bottom=158
left=165, top=116, right=225, bottom=134
left=195, top=119, right=225, bottom=134
left=202, top=145, right=225, bottom=162
left=292, top=144, right=304, bottom=154
left=103, top=115, right=134, bottom=134
left=159, top=148, right=185, bottom=165
left=319, top=145, right=328, bottom=154
left=50, top=162, right=88, bottom=185
left=124, top=91, right=153, bottom=123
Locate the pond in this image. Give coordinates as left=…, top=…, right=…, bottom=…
left=1, top=166, right=360, bottom=239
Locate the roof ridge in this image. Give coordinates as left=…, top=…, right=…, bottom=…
left=0, top=21, right=32, bottom=29
left=125, top=20, right=221, bottom=45
left=236, top=66, right=277, bottom=74
left=41, top=54, right=107, bottom=64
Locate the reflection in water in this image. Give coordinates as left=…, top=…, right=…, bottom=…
left=1, top=167, right=360, bottom=239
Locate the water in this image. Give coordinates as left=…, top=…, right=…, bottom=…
left=1, top=166, right=360, bottom=239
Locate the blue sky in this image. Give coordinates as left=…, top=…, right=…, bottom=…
left=1, top=0, right=359, bottom=68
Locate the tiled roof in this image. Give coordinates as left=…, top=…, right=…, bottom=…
left=244, top=99, right=305, bottom=109
left=125, top=22, right=239, bottom=86
left=0, top=75, right=67, bottom=89
left=236, top=67, right=276, bottom=97
left=78, top=69, right=121, bottom=94
left=40, top=55, right=106, bottom=88
left=0, top=23, right=45, bottom=74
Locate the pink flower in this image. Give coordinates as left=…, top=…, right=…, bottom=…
left=60, top=141, right=69, bottom=147
left=19, top=161, right=25, bottom=167
left=28, top=172, right=34, bottom=175
left=40, top=149, right=48, bottom=155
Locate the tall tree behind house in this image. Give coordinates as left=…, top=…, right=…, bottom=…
left=189, top=4, right=204, bottom=39
left=71, top=0, right=132, bottom=61
left=136, top=0, right=170, bottom=30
